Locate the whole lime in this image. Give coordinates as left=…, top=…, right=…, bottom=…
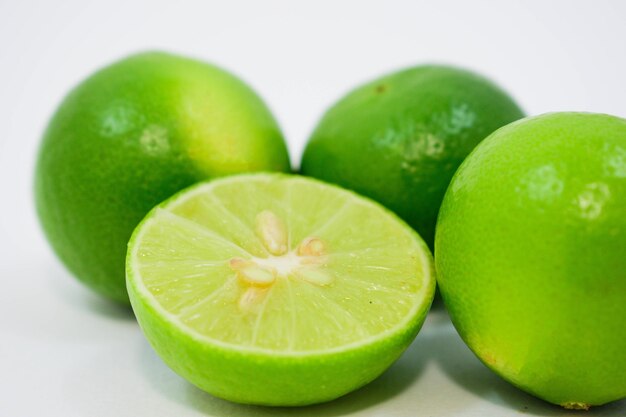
left=300, top=65, right=524, bottom=247
left=35, top=52, right=290, bottom=303
left=436, top=112, right=626, bottom=409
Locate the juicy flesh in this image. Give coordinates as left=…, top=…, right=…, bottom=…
left=133, top=177, right=427, bottom=352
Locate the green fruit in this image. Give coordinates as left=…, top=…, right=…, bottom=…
left=301, top=65, right=524, bottom=247
left=127, top=173, right=435, bottom=406
left=35, top=52, right=290, bottom=303
left=436, top=112, right=626, bottom=409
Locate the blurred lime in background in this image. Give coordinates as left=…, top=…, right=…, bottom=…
left=301, top=65, right=524, bottom=247
left=35, top=52, right=290, bottom=303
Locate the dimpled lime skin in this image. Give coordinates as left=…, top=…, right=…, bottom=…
left=301, top=65, right=524, bottom=247
left=436, top=113, right=626, bottom=408
left=35, top=52, right=290, bottom=303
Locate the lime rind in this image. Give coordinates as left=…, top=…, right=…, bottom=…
left=127, top=279, right=431, bottom=405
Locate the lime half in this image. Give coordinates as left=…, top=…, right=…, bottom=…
left=127, top=173, right=435, bottom=406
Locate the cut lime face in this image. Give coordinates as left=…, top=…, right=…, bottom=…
left=127, top=173, right=435, bottom=405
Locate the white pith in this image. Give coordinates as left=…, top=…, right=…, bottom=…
left=252, top=251, right=304, bottom=277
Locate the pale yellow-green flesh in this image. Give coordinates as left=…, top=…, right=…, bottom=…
left=131, top=174, right=430, bottom=353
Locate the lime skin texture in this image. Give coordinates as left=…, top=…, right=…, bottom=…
left=126, top=173, right=436, bottom=406
left=436, top=112, right=626, bottom=409
left=300, top=65, right=524, bottom=248
left=35, top=52, right=290, bottom=303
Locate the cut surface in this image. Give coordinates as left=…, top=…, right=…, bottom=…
left=128, top=174, right=433, bottom=354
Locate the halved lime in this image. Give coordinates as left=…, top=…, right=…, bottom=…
left=127, top=173, right=435, bottom=406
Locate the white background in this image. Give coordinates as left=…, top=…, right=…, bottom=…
left=1, top=0, right=625, bottom=416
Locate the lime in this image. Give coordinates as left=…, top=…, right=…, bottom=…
left=127, top=173, right=435, bottom=406
left=35, top=52, right=290, bottom=303
left=435, top=112, right=626, bottom=409
left=301, top=65, right=524, bottom=247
